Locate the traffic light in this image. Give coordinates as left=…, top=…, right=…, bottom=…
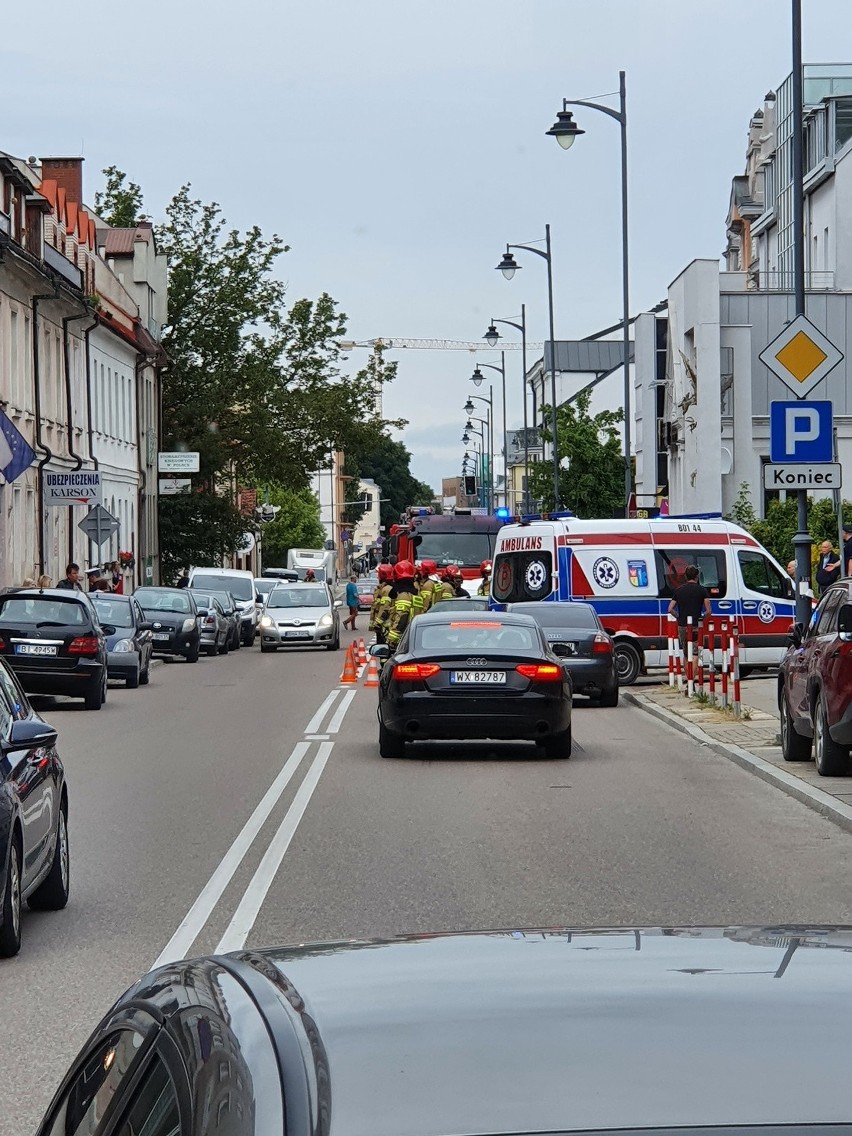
left=463, top=475, right=477, bottom=496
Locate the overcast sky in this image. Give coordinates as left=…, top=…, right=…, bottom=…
left=4, top=0, right=849, bottom=491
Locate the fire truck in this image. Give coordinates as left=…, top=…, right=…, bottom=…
left=383, top=508, right=503, bottom=592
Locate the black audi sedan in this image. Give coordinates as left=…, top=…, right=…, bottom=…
left=0, top=588, right=108, bottom=709
left=0, top=660, right=69, bottom=957
left=508, top=600, right=619, bottom=706
left=33, top=927, right=852, bottom=1134
left=132, top=587, right=202, bottom=663
left=90, top=592, right=154, bottom=687
left=372, top=610, right=571, bottom=758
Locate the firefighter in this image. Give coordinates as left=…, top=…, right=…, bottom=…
left=370, top=563, right=395, bottom=644
left=418, top=559, right=441, bottom=611
left=386, top=560, right=418, bottom=650
left=477, top=560, right=492, bottom=597
left=447, top=565, right=470, bottom=598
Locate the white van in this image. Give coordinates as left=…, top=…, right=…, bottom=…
left=490, top=514, right=795, bottom=684
left=188, top=567, right=260, bottom=646
left=286, top=548, right=338, bottom=590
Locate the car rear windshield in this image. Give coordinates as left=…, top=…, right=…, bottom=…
left=134, top=589, right=193, bottom=613
left=92, top=598, right=134, bottom=628
left=417, top=621, right=537, bottom=652
left=191, top=573, right=254, bottom=600
left=511, top=603, right=599, bottom=628
left=0, top=597, right=88, bottom=625
left=267, top=589, right=329, bottom=609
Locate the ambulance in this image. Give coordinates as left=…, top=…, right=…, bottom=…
left=490, top=513, right=795, bottom=685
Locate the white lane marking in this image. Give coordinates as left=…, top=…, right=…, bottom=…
left=152, top=741, right=312, bottom=968
left=215, top=742, right=334, bottom=953
left=304, top=734, right=329, bottom=741
left=304, top=690, right=340, bottom=735
left=327, top=689, right=356, bottom=733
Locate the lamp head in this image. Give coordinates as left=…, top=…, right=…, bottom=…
left=496, top=251, right=519, bottom=280
left=484, top=323, right=500, bottom=346
left=471, top=366, right=485, bottom=387
left=546, top=108, right=585, bottom=150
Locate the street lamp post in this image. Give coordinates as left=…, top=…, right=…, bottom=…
left=496, top=227, right=561, bottom=510
left=547, top=70, right=632, bottom=511
left=471, top=363, right=505, bottom=507
left=467, top=376, right=495, bottom=509
left=484, top=306, right=529, bottom=512
left=462, top=424, right=487, bottom=510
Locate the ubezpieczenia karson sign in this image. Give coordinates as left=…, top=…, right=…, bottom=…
left=44, top=471, right=103, bottom=506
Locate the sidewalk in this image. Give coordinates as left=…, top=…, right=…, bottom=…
left=625, top=676, right=852, bottom=835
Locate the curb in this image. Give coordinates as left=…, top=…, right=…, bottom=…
left=623, top=688, right=852, bottom=836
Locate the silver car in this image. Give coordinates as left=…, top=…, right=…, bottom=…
left=259, top=583, right=341, bottom=652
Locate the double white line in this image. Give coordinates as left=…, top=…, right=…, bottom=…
left=152, top=687, right=356, bottom=968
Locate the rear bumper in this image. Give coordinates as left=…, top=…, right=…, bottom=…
left=380, top=691, right=571, bottom=740
left=563, top=658, right=618, bottom=695
left=107, top=650, right=140, bottom=678
left=9, top=659, right=103, bottom=695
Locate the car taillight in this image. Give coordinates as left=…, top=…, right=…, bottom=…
left=592, top=633, right=613, bottom=654
left=68, top=635, right=99, bottom=656
left=393, top=662, right=441, bottom=680
left=516, top=663, right=563, bottom=681
left=204, top=616, right=216, bottom=626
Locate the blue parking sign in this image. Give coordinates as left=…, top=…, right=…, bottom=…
left=769, top=400, right=833, bottom=463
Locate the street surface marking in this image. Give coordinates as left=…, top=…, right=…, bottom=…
left=151, top=741, right=311, bottom=968
left=304, top=734, right=330, bottom=740
left=327, top=689, right=357, bottom=733
left=304, top=690, right=340, bottom=734
left=216, top=742, right=334, bottom=952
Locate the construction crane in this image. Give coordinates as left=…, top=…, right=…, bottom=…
left=337, top=337, right=543, bottom=352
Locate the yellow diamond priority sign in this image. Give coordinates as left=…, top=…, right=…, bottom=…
left=759, top=314, right=843, bottom=397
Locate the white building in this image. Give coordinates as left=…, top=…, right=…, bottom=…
left=352, top=477, right=381, bottom=553
left=634, top=66, right=852, bottom=518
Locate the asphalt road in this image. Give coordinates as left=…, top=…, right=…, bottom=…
left=4, top=644, right=852, bottom=1135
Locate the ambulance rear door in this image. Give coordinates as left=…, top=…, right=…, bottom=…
left=491, top=524, right=557, bottom=606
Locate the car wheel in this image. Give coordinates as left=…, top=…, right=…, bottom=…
left=540, top=726, right=572, bottom=759
left=813, top=691, right=849, bottom=776
left=260, top=643, right=276, bottom=653
left=326, top=636, right=340, bottom=651
left=28, top=806, right=69, bottom=911
left=205, top=644, right=217, bottom=657
left=84, top=675, right=104, bottom=710
left=185, top=642, right=200, bottom=664
left=780, top=686, right=811, bottom=762
left=125, top=666, right=140, bottom=689
left=613, top=641, right=642, bottom=686
left=379, top=722, right=406, bottom=759
left=0, top=838, right=22, bottom=957
left=232, top=629, right=241, bottom=650
left=598, top=685, right=619, bottom=708
left=218, top=635, right=230, bottom=655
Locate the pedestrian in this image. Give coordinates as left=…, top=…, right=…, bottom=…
left=176, top=568, right=190, bottom=589
left=108, top=560, right=124, bottom=594
left=370, top=563, right=395, bottom=644
left=386, top=560, right=418, bottom=650
left=815, top=540, right=841, bottom=594
left=85, top=567, right=101, bottom=591
left=667, top=564, right=711, bottom=653
left=843, top=525, right=852, bottom=576
left=304, top=568, right=316, bottom=583
left=56, top=563, right=82, bottom=591
left=786, top=560, right=797, bottom=580
left=448, top=566, right=470, bottom=598
left=37, top=574, right=52, bottom=588
left=90, top=577, right=110, bottom=592
left=344, top=574, right=360, bottom=630
left=477, top=560, right=492, bottom=597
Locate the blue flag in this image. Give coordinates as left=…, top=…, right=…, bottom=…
left=0, top=409, right=37, bottom=484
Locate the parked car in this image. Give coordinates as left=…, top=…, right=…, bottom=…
left=0, top=588, right=108, bottom=709
left=189, top=568, right=259, bottom=645
left=132, top=587, right=202, bottom=663
left=508, top=601, right=619, bottom=706
left=39, top=925, right=851, bottom=1134
left=779, top=580, right=852, bottom=775
left=372, top=609, right=572, bottom=759
left=191, top=592, right=232, bottom=657
left=208, top=589, right=243, bottom=650
left=259, top=583, right=341, bottom=652
left=358, top=575, right=379, bottom=611
left=90, top=593, right=154, bottom=688
left=0, top=660, right=69, bottom=956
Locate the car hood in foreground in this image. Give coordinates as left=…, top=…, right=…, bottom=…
left=136, top=927, right=852, bottom=1136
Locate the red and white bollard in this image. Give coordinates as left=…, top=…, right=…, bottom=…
left=686, top=616, right=694, bottom=697
left=697, top=628, right=706, bottom=695
left=707, top=620, right=716, bottom=705
left=732, top=625, right=741, bottom=718
left=719, top=620, right=729, bottom=709
left=667, top=615, right=677, bottom=687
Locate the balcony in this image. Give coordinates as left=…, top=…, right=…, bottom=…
left=43, top=242, right=83, bottom=290
left=0, top=209, right=10, bottom=243
left=748, top=269, right=836, bottom=291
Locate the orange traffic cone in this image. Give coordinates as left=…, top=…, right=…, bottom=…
left=364, top=654, right=380, bottom=687
left=340, top=643, right=358, bottom=684
left=357, top=637, right=367, bottom=664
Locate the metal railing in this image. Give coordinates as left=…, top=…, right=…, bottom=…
left=750, top=269, right=835, bottom=291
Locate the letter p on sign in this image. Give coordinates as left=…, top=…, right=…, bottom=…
left=769, top=400, right=833, bottom=463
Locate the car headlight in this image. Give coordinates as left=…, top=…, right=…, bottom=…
left=260, top=615, right=273, bottom=628
left=318, top=613, right=333, bottom=627
left=112, top=638, right=134, bottom=653
left=181, top=617, right=196, bottom=633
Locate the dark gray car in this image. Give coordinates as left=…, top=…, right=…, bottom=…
left=509, top=600, right=619, bottom=706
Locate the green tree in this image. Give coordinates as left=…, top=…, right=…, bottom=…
left=358, top=435, right=435, bottom=529
left=725, top=482, right=851, bottom=568
left=528, top=392, right=624, bottom=517
left=158, top=491, right=248, bottom=585
left=259, top=487, right=325, bottom=567
left=93, top=166, right=147, bottom=227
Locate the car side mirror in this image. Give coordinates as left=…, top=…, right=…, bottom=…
left=788, top=621, right=804, bottom=647
left=369, top=643, right=391, bottom=658
left=838, top=604, right=852, bottom=638
left=256, top=593, right=263, bottom=603
left=334, top=600, right=343, bottom=608
left=139, top=622, right=154, bottom=632
left=4, top=718, right=58, bottom=752
left=100, top=623, right=116, bottom=636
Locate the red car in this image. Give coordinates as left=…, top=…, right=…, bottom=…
left=778, top=581, right=852, bottom=775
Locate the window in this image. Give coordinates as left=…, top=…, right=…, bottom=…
left=0, top=675, right=13, bottom=740
left=114, top=1054, right=179, bottom=1136
left=655, top=549, right=727, bottom=598
left=737, top=550, right=792, bottom=598
left=492, top=551, right=553, bottom=603
left=10, top=308, right=18, bottom=404
left=814, top=588, right=846, bottom=636
left=0, top=665, right=27, bottom=721
left=44, top=1029, right=146, bottom=1136
left=417, top=621, right=537, bottom=652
